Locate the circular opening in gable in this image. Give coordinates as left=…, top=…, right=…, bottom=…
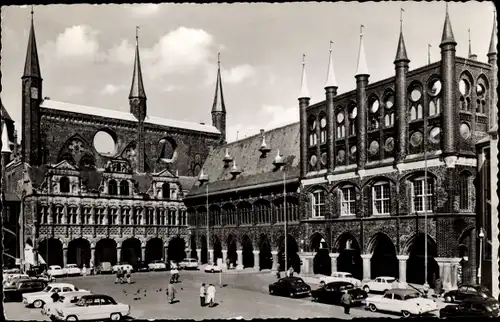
left=93, top=131, right=116, bottom=155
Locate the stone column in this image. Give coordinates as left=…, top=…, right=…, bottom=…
left=90, top=247, right=95, bottom=266
left=222, top=250, right=228, bottom=263
left=397, top=255, right=409, bottom=283
left=63, top=247, right=68, bottom=267
left=330, top=253, right=339, bottom=273
left=237, top=250, right=243, bottom=268
left=196, top=249, right=202, bottom=263
left=117, top=247, right=121, bottom=264
left=253, top=250, right=260, bottom=271
left=141, top=246, right=146, bottom=262
left=209, top=249, right=214, bottom=264
left=436, top=258, right=453, bottom=291
left=272, top=250, right=278, bottom=271
left=361, top=254, right=372, bottom=281
left=450, top=258, right=461, bottom=289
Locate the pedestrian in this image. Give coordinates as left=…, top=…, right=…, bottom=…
left=82, top=264, right=87, bottom=276
left=434, top=278, right=443, bottom=297
left=288, top=266, right=294, bottom=277
left=200, top=283, right=207, bottom=307
left=319, top=280, right=326, bottom=289
left=89, top=262, right=94, bottom=275
left=341, top=290, right=352, bottom=315
left=171, top=266, right=179, bottom=283
left=226, top=258, right=230, bottom=271
left=51, top=291, right=60, bottom=303
left=206, top=283, right=216, bottom=307
left=276, top=263, right=281, bottom=279
left=166, top=282, right=177, bottom=304
left=115, top=268, right=121, bottom=284
left=126, top=268, right=132, bottom=284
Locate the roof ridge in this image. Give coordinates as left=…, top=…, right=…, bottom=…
left=226, top=122, right=300, bottom=146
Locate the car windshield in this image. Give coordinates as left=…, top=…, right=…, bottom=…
left=386, top=278, right=396, bottom=283
left=290, top=279, right=305, bottom=285
left=404, top=293, right=421, bottom=300
left=75, top=298, right=87, bottom=306
left=43, top=286, right=52, bottom=292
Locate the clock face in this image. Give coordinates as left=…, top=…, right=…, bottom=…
left=31, top=87, right=39, bottom=99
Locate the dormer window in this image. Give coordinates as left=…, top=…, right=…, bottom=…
left=223, top=148, right=233, bottom=167
left=230, top=161, right=242, bottom=178
left=259, top=133, right=271, bottom=157
left=60, top=177, right=70, bottom=193
left=162, top=183, right=170, bottom=199
left=273, top=149, right=286, bottom=169
left=119, top=180, right=129, bottom=196
left=108, top=179, right=117, bottom=195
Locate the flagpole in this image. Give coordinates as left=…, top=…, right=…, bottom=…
left=284, top=170, right=287, bottom=272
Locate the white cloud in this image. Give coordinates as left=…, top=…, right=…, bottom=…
left=127, top=4, right=161, bottom=17
left=101, top=84, right=128, bottom=95
left=108, top=39, right=135, bottom=65
left=222, top=64, right=256, bottom=84
left=54, top=25, right=100, bottom=59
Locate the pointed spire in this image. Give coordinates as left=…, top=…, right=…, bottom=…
left=395, top=8, right=409, bottom=63
left=441, top=3, right=456, bottom=46
left=129, top=26, right=146, bottom=99
left=468, top=28, right=472, bottom=57
left=325, top=41, right=338, bottom=88
left=23, top=6, right=41, bottom=78
left=299, top=54, right=310, bottom=99
left=489, top=10, right=497, bottom=55
left=428, top=44, right=432, bottom=64
left=355, top=25, right=369, bottom=76
left=212, top=53, right=226, bottom=113
left=1, top=121, right=12, bottom=154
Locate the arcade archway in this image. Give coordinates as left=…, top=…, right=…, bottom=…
left=214, top=236, right=223, bottom=263
left=369, top=233, right=398, bottom=279
left=336, top=233, right=363, bottom=280
left=278, top=235, right=300, bottom=273
left=311, top=232, right=332, bottom=276
left=242, top=235, right=254, bottom=268
left=406, top=233, right=439, bottom=287
left=121, top=238, right=142, bottom=265
left=259, top=234, right=273, bottom=270
left=145, top=238, right=164, bottom=263
left=459, top=228, right=475, bottom=285
left=200, top=236, right=208, bottom=264
left=167, top=236, right=186, bottom=263
left=227, top=235, right=237, bottom=267
left=39, top=238, right=63, bottom=267
left=95, top=238, right=117, bottom=266
left=190, top=235, right=197, bottom=259
left=67, top=238, right=91, bottom=268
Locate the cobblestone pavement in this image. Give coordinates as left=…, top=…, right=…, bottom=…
left=4, top=270, right=445, bottom=320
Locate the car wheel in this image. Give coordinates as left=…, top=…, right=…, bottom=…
left=401, top=310, right=411, bottom=318
left=66, top=315, right=78, bottom=321
left=363, top=286, right=370, bottom=293
left=211, top=269, right=214, bottom=273
left=269, top=289, right=274, bottom=295
left=34, top=300, right=44, bottom=308
left=110, top=313, right=122, bottom=321
left=444, top=296, right=453, bottom=303
left=369, top=304, right=377, bottom=312
left=289, top=292, right=294, bottom=298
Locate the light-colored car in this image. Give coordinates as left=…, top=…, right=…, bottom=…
left=148, top=260, right=167, bottom=271
left=54, top=294, right=131, bottom=321
left=47, top=265, right=66, bottom=277
left=179, top=258, right=199, bottom=270
left=319, top=272, right=362, bottom=287
left=64, top=264, right=82, bottom=276
left=41, top=290, right=92, bottom=317
left=3, top=274, right=30, bottom=287
left=362, top=276, right=397, bottom=293
left=23, top=282, right=88, bottom=309
left=112, top=263, right=133, bottom=273
left=365, top=288, right=439, bottom=318
left=204, top=263, right=222, bottom=273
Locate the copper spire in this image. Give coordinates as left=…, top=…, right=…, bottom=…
left=212, top=52, right=226, bottom=113
left=488, top=10, right=497, bottom=55
left=355, top=25, right=369, bottom=76
left=299, top=54, right=310, bottom=99
left=440, top=3, right=456, bottom=46
left=395, top=8, right=409, bottom=63
left=23, top=6, right=41, bottom=78
left=129, top=26, right=147, bottom=99
left=325, top=41, right=338, bottom=88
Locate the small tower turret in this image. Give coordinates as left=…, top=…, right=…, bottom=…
left=325, top=41, right=338, bottom=175
left=298, top=54, right=310, bottom=178
left=355, top=25, right=369, bottom=177
left=211, top=53, right=227, bottom=144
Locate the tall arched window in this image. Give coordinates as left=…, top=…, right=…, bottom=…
left=319, top=114, right=327, bottom=144
left=162, top=183, right=170, bottom=199
left=119, top=180, right=129, bottom=196
left=60, top=177, right=70, bottom=193
left=383, top=92, right=395, bottom=128
left=428, top=78, right=442, bottom=116
left=336, top=108, right=345, bottom=139
left=459, top=172, right=470, bottom=210
left=409, top=84, right=423, bottom=121
left=348, top=102, right=357, bottom=136
left=108, top=180, right=117, bottom=195
left=308, top=116, right=318, bottom=146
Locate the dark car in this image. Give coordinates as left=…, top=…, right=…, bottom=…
left=4, top=278, right=48, bottom=302
left=134, top=261, right=149, bottom=272
left=440, top=297, right=500, bottom=318
left=269, top=277, right=311, bottom=298
left=311, top=281, right=367, bottom=305
left=443, top=284, right=493, bottom=303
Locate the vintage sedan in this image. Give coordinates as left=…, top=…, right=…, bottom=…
left=148, top=260, right=167, bottom=271
left=362, top=276, right=397, bottom=293
left=440, top=297, right=500, bottom=318
left=54, top=294, right=131, bottom=321
left=365, top=288, right=439, bottom=318
left=319, top=272, right=362, bottom=288
left=204, top=263, right=223, bottom=273
left=443, top=284, right=493, bottom=303
left=112, top=263, right=133, bottom=273
left=23, top=283, right=88, bottom=308
left=178, top=258, right=199, bottom=270
left=311, top=281, right=367, bottom=305
left=269, top=277, right=311, bottom=298
left=47, top=265, right=66, bottom=277
left=64, top=264, right=82, bottom=277
left=4, top=278, right=48, bottom=302
left=42, top=291, right=92, bottom=317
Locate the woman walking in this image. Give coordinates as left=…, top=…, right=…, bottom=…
left=166, top=282, right=177, bottom=304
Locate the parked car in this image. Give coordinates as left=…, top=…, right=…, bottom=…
left=311, top=281, right=367, bottom=305
left=365, top=288, right=439, bottom=318
left=440, top=297, right=500, bottom=318
left=133, top=261, right=149, bottom=272
left=4, top=278, right=48, bottom=302
left=178, top=258, right=199, bottom=270
left=23, top=282, right=88, bottom=309
left=47, top=265, right=66, bottom=277
left=112, top=263, right=133, bottom=273
left=148, top=260, right=167, bottom=271
left=3, top=273, right=30, bottom=287
left=53, top=294, right=131, bottom=321
left=42, top=290, right=92, bottom=318
left=269, top=277, right=311, bottom=298
left=96, top=262, right=113, bottom=275
left=204, top=263, right=222, bottom=273
left=319, top=271, right=362, bottom=287
left=443, top=284, right=493, bottom=303
left=362, top=276, right=397, bottom=293
left=64, top=264, right=82, bottom=277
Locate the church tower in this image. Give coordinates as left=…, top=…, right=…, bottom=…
left=21, top=8, right=43, bottom=166
left=211, top=53, right=227, bottom=144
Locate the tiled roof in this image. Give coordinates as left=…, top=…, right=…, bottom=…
left=1, top=100, right=12, bottom=121
left=179, top=176, right=198, bottom=192
left=187, top=122, right=300, bottom=198
left=40, top=99, right=220, bottom=134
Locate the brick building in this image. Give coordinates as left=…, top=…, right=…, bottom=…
left=185, top=8, right=497, bottom=291
left=3, top=12, right=227, bottom=269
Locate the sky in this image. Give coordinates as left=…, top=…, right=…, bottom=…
left=0, top=1, right=496, bottom=144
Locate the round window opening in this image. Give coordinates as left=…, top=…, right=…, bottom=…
left=385, top=137, right=394, bottom=152
left=369, top=141, right=379, bottom=155
left=337, top=112, right=345, bottom=124
left=349, top=107, right=358, bottom=119
left=477, top=83, right=485, bottom=96
left=429, top=79, right=442, bottom=96
left=93, top=131, right=116, bottom=155
left=350, top=145, right=357, bottom=159
left=310, top=155, right=318, bottom=167
left=410, top=132, right=423, bottom=147
left=337, top=150, right=346, bottom=162
left=309, top=120, right=317, bottom=131
left=321, top=152, right=327, bottom=165
left=460, top=123, right=471, bottom=140
left=459, top=79, right=470, bottom=96
left=429, top=127, right=442, bottom=144
left=410, top=88, right=422, bottom=102
left=384, top=94, right=394, bottom=109
left=320, top=117, right=327, bottom=128
left=370, top=99, right=380, bottom=113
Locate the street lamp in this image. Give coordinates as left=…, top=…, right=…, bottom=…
left=423, top=104, right=430, bottom=296
left=478, top=228, right=485, bottom=285
left=273, top=150, right=287, bottom=271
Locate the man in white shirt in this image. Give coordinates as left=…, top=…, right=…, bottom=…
left=206, top=284, right=216, bottom=307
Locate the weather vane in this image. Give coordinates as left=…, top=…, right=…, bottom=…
left=329, top=40, right=333, bottom=52
left=360, top=24, right=365, bottom=36
left=31, top=5, right=34, bottom=17
left=400, top=7, right=405, bottom=31
left=136, top=25, right=140, bottom=43
left=218, top=52, right=221, bottom=67
left=302, top=54, right=306, bottom=65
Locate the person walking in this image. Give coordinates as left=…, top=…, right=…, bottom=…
left=171, top=266, right=179, bottom=283
left=276, top=263, right=281, bottom=279
left=206, top=283, right=216, bottom=307
left=200, top=283, right=207, bottom=307
left=126, top=268, right=132, bottom=284
left=341, top=290, right=352, bottom=315
left=115, top=268, right=121, bottom=284
left=82, top=264, right=87, bottom=277
left=288, top=267, right=294, bottom=277
left=166, top=282, right=177, bottom=304
left=89, top=262, right=94, bottom=276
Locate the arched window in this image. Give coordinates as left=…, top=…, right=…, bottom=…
left=60, top=177, right=70, bottom=193
left=312, top=190, right=325, bottom=218
left=67, top=206, right=77, bottom=224
left=319, top=114, right=327, bottom=144
left=121, top=208, right=131, bottom=225
left=109, top=208, right=118, bottom=225
left=38, top=205, right=49, bottom=224
left=428, top=78, right=442, bottom=116
left=336, top=109, right=345, bottom=139
left=308, top=116, right=318, bottom=146
left=372, top=182, right=391, bottom=215
left=162, top=183, right=170, bottom=199
left=348, top=102, right=357, bottom=136
left=108, top=180, right=117, bottom=195
left=411, top=177, right=434, bottom=213
left=119, top=180, right=129, bottom=196
left=409, top=85, right=423, bottom=121
left=341, top=185, right=356, bottom=216
left=459, top=172, right=470, bottom=210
